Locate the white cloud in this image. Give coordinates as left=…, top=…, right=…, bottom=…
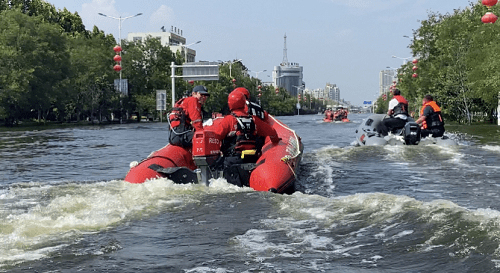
left=149, top=5, right=175, bottom=31
left=82, top=0, right=117, bottom=16
left=80, top=0, right=119, bottom=33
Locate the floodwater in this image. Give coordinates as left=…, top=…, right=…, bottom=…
left=1, top=113, right=500, bottom=272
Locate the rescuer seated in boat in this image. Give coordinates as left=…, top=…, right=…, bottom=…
left=204, top=91, right=280, bottom=186
left=375, top=89, right=409, bottom=136
left=415, top=95, right=445, bottom=138
left=168, top=85, right=209, bottom=148
left=232, top=87, right=269, bottom=121
left=334, top=107, right=348, bottom=121
left=324, top=109, right=333, bottom=120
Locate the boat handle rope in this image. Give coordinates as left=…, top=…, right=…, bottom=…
left=167, top=112, right=193, bottom=136
left=281, top=155, right=297, bottom=178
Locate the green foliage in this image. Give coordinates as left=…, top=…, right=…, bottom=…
left=398, top=2, right=500, bottom=124
left=0, top=3, right=310, bottom=126
left=0, top=9, right=70, bottom=124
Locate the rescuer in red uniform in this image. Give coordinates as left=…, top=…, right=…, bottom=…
left=415, top=95, right=445, bottom=138
left=232, top=87, right=269, bottom=121
left=168, top=85, right=209, bottom=148
left=205, top=91, right=279, bottom=150
left=376, top=89, right=409, bottom=136
left=204, top=90, right=280, bottom=186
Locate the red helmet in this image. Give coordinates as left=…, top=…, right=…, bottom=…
left=228, top=91, right=246, bottom=111
left=232, top=87, right=250, bottom=99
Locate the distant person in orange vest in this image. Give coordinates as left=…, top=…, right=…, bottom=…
left=168, top=85, right=209, bottom=148
left=376, top=89, right=409, bottom=136
left=415, top=95, right=445, bottom=138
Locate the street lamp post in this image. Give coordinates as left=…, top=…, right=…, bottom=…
left=219, top=59, right=242, bottom=79
left=98, top=12, right=142, bottom=90
left=392, top=55, right=412, bottom=65
left=182, top=41, right=201, bottom=63
left=229, top=59, right=242, bottom=78
left=293, top=85, right=305, bottom=115
left=250, top=70, right=267, bottom=79
left=98, top=12, right=142, bottom=123
left=249, top=70, right=266, bottom=104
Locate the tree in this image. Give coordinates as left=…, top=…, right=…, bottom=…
left=0, top=9, right=70, bottom=124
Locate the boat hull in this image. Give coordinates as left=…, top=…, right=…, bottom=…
left=124, top=115, right=303, bottom=193
left=355, top=114, right=455, bottom=146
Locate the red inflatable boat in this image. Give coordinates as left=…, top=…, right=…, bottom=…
left=323, top=108, right=350, bottom=123
left=124, top=115, right=303, bottom=194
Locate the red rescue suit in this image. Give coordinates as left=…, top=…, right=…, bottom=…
left=169, top=96, right=204, bottom=132
left=205, top=109, right=280, bottom=148
left=168, top=96, right=204, bottom=148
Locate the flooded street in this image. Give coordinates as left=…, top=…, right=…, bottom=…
left=1, top=113, right=500, bottom=272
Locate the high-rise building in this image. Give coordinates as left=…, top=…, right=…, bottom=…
left=127, top=26, right=198, bottom=62
left=273, top=34, right=304, bottom=96
left=326, top=83, right=340, bottom=102
left=380, top=70, right=396, bottom=95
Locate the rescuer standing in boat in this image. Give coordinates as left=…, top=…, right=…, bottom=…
left=168, top=85, right=209, bottom=148
left=415, top=95, right=445, bottom=138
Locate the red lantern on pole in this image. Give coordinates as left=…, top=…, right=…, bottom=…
left=113, top=55, right=122, bottom=62
left=113, top=45, right=122, bottom=53
left=412, top=65, right=418, bottom=71
left=482, top=0, right=498, bottom=8
left=275, top=88, right=279, bottom=94
left=482, top=12, right=498, bottom=24
left=113, top=64, right=122, bottom=72
left=188, top=80, right=194, bottom=85
left=412, top=73, right=418, bottom=78
left=412, top=59, right=418, bottom=65
left=258, top=93, right=262, bottom=97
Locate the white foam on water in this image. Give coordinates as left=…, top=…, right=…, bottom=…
left=482, top=145, right=500, bottom=153
left=185, top=267, right=234, bottom=273
left=251, top=192, right=500, bottom=267
left=0, top=178, right=211, bottom=268
left=208, top=178, right=254, bottom=194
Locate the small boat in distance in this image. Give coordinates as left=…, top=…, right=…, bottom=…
left=323, top=107, right=350, bottom=123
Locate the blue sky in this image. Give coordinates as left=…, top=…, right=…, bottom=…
left=47, top=0, right=475, bottom=106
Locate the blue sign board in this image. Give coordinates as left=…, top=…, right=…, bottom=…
left=363, top=101, right=372, bottom=105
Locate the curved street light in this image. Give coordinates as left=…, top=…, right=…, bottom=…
left=219, top=59, right=242, bottom=78
left=392, top=55, right=412, bottom=64
left=182, top=40, right=201, bottom=63
left=249, top=70, right=267, bottom=79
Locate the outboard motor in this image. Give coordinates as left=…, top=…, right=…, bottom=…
left=192, top=131, right=222, bottom=185
left=403, top=122, right=421, bottom=145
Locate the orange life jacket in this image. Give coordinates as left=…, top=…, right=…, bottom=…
left=420, top=101, right=444, bottom=129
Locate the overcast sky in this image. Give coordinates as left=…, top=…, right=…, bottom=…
left=46, top=0, right=475, bottom=106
